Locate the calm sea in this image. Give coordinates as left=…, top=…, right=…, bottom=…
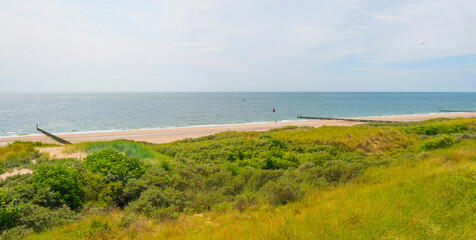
left=0, top=92, right=475, bottom=137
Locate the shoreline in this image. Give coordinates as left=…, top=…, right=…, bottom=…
left=1, top=111, right=472, bottom=139
left=1, top=112, right=475, bottom=146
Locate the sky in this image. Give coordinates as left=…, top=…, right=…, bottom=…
left=0, top=0, right=475, bottom=92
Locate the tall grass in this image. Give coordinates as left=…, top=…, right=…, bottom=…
left=0, top=141, right=42, bottom=173
left=67, top=140, right=158, bottom=159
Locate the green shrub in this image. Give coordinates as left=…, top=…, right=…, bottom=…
left=420, top=135, right=455, bottom=151
left=322, top=160, right=364, bottom=183
left=406, top=123, right=468, bottom=135
left=297, top=162, right=315, bottom=172
left=262, top=178, right=304, bottom=205
left=246, top=169, right=283, bottom=190
left=0, top=175, right=37, bottom=205
left=204, top=170, right=232, bottom=190
left=150, top=205, right=180, bottom=220
left=0, top=197, right=22, bottom=231
left=31, top=164, right=82, bottom=209
left=233, top=193, right=256, bottom=212
left=262, top=155, right=297, bottom=170
left=15, top=204, right=77, bottom=232
left=84, top=149, right=145, bottom=183
left=307, top=152, right=335, bottom=166
left=125, top=187, right=186, bottom=217
left=211, top=202, right=230, bottom=213
left=0, top=225, right=33, bottom=240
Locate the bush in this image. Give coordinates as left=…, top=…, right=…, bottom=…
left=297, top=162, right=315, bottom=172
left=211, top=202, right=230, bottom=213
left=322, top=160, right=364, bottom=183
left=125, top=187, right=186, bottom=217
left=263, top=178, right=304, bottom=205
left=204, top=170, right=232, bottom=190
left=0, top=225, right=33, bottom=240
left=406, top=123, right=468, bottom=136
left=420, top=135, right=455, bottom=151
left=246, top=169, right=283, bottom=190
left=262, top=155, right=297, bottom=170
left=15, top=204, right=77, bottom=232
left=31, top=164, right=82, bottom=209
left=0, top=198, right=22, bottom=231
left=233, top=193, right=256, bottom=212
left=84, top=149, right=145, bottom=183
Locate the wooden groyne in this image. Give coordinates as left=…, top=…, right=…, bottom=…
left=36, top=125, right=72, bottom=144
left=297, top=115, right=397, bottom=123
left=439, top=109, right=475, bottom=113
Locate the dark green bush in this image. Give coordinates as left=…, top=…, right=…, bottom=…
left=125, top=187, right=186, bottom=217
left=262, top=155, right=297, bottom=170
left=262, top=178, right=304, bottom=205
left=0, top=197, right=22, bottom=231
left=246, top=169, right=283, bottom=190
left=233, top=193, right=257, bottom=211
left=84, top=149, right=145, bottom=183
left=204, top=170, right=232, bottom=190
left=15, top=204, right=77, bottom=232
left=31, top=164, right=82, bottom=209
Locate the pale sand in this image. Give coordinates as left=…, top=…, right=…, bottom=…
left=37, top=147, right=86, bottom=160
left=1, top=112, right=475, bottom=146
left=0, top=168, right=33, bottom=180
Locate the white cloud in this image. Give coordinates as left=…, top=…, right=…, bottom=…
left=0, top=0, right=475, bottom=91
left=363, top=0, right=476, bottom=63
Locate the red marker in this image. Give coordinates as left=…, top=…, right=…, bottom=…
left=273, top=108, right=275, bottom=112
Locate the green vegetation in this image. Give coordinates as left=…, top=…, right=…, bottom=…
left=0, top=142, right=43, bottom=173
left=67, top=140, right=158, bottom=159
left=419, top=134, right=455, bottom=150
left=32, top=164, right=82, bottom=209
left=0, top=118, right=475, bottom=239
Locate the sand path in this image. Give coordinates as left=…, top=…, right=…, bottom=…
left=0, top=168, right=33, bottom=180
left=37, top=147, right=86, bottom=160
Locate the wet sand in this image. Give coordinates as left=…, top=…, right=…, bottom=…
left=1, top=112, right=475, bottom=146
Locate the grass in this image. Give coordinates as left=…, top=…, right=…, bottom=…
left=0, top=142, right=44, bottom=173
left=25, top=139, right=476, bottom=239
left=64, top=140, right=159, bottom=159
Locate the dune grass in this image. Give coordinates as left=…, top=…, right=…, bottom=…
left=65, top=140, right=159, bottom=159
left=25, top=139, right=476, bottom=240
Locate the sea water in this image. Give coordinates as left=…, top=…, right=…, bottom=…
left=0, top=92, right=475, bottom=137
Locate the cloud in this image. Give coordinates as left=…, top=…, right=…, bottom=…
left=0, top=0, right=475, bottom=91
left=363, top=0, right=476, bottom=63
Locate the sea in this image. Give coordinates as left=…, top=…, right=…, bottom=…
left=0, top=92, right=475, bottom=137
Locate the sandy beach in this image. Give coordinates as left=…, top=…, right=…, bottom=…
left=1, top=112, right=475, bottom=146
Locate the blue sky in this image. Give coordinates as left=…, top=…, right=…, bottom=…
left=1, top=0, right=475, bottom=91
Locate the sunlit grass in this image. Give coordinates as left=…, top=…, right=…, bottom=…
left=65, top=140, right=159, bottom=159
